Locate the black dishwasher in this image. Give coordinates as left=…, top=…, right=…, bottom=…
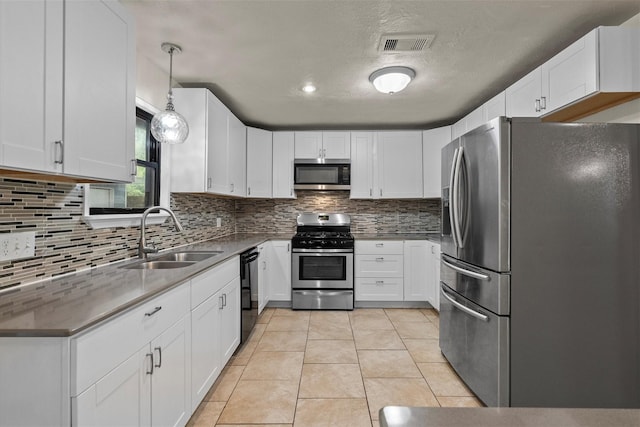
left=240, top=247, right=259, bottom=343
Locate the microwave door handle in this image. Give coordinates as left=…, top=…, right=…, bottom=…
left=442, top=258, right=490, bottom=281
left=449, top=147, right=461, bottom=247
left=441, top=285, right=489, bottom=322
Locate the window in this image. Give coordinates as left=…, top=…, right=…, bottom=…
left=89, top=108, right=161, bottom=214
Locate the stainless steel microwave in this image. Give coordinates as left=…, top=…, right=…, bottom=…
left=293, top=159, right=350, bottom=190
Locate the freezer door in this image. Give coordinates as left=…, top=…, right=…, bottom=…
left=440, top=138, right=459, bottom=258
left=456, top=117, right=511, bottom=272
left=439, top=283, right=510, bottom=407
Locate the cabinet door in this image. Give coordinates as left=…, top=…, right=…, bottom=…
left=208, top=95, right=230, bottom=194
left=404, top=241, right=429, bottom=302
left=350, top=132, right=375, bottom=199
left=294, top=131, right=322, bottom=158
left=74, top=345, right=151, bottom=427
left=505, top=67, right=543, bottom=117
left=191, top=293, right=221, bottom=411
left=483, top=91, right=506, bottom=122
left=422, top=126, right=451, bottom=198
left=355, top=278, right=403, bottom=301
left=63, top=0, right=135, bottom=182
left=150, top=317, right=190, bottom=427
left=228, top=113, right=246, bottom=196
left=219, top=277, right=241, bottom=366
left=257, top=244, right=268, bottom=314
left=322, top=131, right=351, bottom=159
left=0, top=0, right=62, bottom=173
left=246, top=127, right=272, bottom=198
left=541, top=29, right=597, bottom=114
left=377, top=131, right=423, bottom=198
left=272, top=132, right=296, bottom=198
left=267, top=240, right=292, bottom=301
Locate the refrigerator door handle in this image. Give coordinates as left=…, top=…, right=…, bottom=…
left=442, top=258, right=490, bottom=281
left=449, top=147, right=461, bottom=247
left=452, top=146, right=465, bottom=248
left=441, top=285, right=489, bottom=322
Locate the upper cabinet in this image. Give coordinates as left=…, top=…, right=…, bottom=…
left=0, top=0, right=135, bottom=182
left=294, top=131, right=350, bottom=159
left=171, top=88, right=247, bottom=197
left=423, top=126, right=451, bottom=198
left=272, top=131, right=296, bottom=198
left=246, top=127, right=272, bottom=198
left=351, top=131, right=423, bottom=199
left=507, top=26, right=640, bottom=122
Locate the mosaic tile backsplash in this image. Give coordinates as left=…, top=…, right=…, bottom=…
left=0, top=178, right=439, bottom=289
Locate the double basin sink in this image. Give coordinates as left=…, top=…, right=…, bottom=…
left=121, top=251, right=223, bottom=270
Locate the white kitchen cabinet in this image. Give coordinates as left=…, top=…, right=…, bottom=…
left=171, top=88, right=246, bottom=197
left=422, top=241, right=441, bottom=311
left=483, top=91, right=506, bottom=122
left=190, top=257, right=239, bottom=411
left=377, top=131, right=423, bottom=199
left=465, top=106, right=485, bottom=133
left=350, top=131, right=422, bottom=199
left=403, top=240, right=429, bottom=301
left=505, top=67, right=544, bottom=118
left=272, top=131, right=296, bottom=198
left=266, top=240, right=292, bottom=302
left=0, top=0, right=135, bottom=182
left=355, top=240, right=404, bottom=301
left=451, top=117, right=467, bottom=140
left=294, top=131, right=350, bottom=159
left=422, top=126, right=451, bottom=198
left=72, top=285, right=191, bottom=427
left=350, top=132, right=375, bottom=199
left=246, top=127, right=273, bottom=198
left=257, top=244, right=268, bottom=314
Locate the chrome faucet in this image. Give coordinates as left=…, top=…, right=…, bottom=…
left=139, top=206, right=184, bottom=259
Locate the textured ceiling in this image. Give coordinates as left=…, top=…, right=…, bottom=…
left=121, top=0, right=639, bottom=130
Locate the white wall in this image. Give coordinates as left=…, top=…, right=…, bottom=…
left=136, top=53, right=180, bottom=111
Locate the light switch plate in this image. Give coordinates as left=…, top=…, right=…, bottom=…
left=0, top=231, right=36, bottom=262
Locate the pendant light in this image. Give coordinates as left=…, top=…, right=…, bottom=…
left=369, top=66, right=415, bottom=94
left=151, top=42, right=189, bottom=145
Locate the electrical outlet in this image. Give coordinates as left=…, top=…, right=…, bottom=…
left=216, top=218, right=222, bottom=228
left=0, top=231, right=36, bottom=262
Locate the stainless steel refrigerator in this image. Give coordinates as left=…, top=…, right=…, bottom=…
left=439, top=117, right=639, bottom=408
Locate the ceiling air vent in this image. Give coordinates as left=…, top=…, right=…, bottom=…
left=378, top=34, right=435, bottom=53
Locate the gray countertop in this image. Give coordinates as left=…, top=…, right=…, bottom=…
left=0, top=232, right=439, bottom=338
left=0, top=233, right=292, bottom=337
left=379, top=406, right=640, bottom=427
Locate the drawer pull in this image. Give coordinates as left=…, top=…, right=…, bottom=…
left=375, top=280, right=384, bottom=285
left=146, top=353, right=154, bottom=375
left=154, top=347, right=162, bottom=368
left=375, top=257, right=384, bottom=262
left=375, top=243, right=384, bottom=247
left=144, top=306, right=162, bottom=317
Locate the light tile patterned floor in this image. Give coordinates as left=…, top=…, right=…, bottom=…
left=187, top=307, right=482, bottom=427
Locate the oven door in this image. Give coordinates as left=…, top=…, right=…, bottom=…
left=292, top=249, right=353, bottom=289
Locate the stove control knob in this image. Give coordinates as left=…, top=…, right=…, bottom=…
left=331, top=240, right=338, bottom=246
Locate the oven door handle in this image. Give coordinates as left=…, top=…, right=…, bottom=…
left=292, top=248, right=354, bottom=253
left=441, top=285, right=489, bottom=322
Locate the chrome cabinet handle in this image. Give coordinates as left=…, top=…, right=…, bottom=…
left=375, top=280, right=384, bottom=285
left=207, top=177, right=212, bottom=189
left=130, top=159, right=137, bottom=176
left=248, top=187, right=251, bottom=195
left=375, top=257, right=384, bottom=262
left=369, top=188, right=372, bottom=197
left=230, top=183, right=234, bottom=192
left=219, top=295, right=224, bottom=309
left=223, top=293, right=227, bottom=307
left=442, top=258, right=489, bottom=281
left=319, top=148, right=323, bottom=158
left=146, top=353, right=154, bottom=375
left=54, top=140, right=64, bottom=165
left=323, top=148, right=326, bottom=157
left=144, top=306, right=162, bottom=317
left=154, top=347, right=162, bottom=368
left=535, top=99, right=541, bottom=112
left=287, top=243, right=290, bottom=252
left=379, top=189, right=382, bottom=197
left=375, top=243, right=384, bottom=247
left=540, top=96, right=546, bottom=110
left=441, top=286, right=489, bottom=322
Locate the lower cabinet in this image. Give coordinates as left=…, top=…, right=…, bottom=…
left=257, top=243, right=269, bottom=313
left=427, top=242, right=441, bottom=311
left=265, top=240, right=292, bottom=302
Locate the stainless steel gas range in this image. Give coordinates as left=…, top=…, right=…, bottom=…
left=291, top=213, right=354, bottom=310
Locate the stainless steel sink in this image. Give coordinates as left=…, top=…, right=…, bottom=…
left=120, top=251, right=223, bottom=270
left=123, top=260, right=196, bottom=270
left=153, top=251, right=223, bottom=262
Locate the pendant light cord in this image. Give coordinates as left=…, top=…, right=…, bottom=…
left=166, top=47, right=175, bottom=111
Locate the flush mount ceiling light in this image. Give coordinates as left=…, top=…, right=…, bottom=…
left=151, top=42, right=189, bottom=145
left=301, top=83, right=317, bottom=93
left=369, top=66, right=416, bottom=94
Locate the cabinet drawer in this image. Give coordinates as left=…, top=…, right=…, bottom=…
left=72, top=284, right=189, bottom=396
left=355, top=278, right=403, bottom=301
left=355, top=240, right=403, bottom=255
left=191, top=257, right=239, bottom=309
left=355, top=254, right=403, bottom=277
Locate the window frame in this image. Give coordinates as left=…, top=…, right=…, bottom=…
left=82, top=99, right=171, bottom=229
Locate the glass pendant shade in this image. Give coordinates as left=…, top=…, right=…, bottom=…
left=369, top=66, right=416, bottom=94
left=151, top=42, right=189, bottom=144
